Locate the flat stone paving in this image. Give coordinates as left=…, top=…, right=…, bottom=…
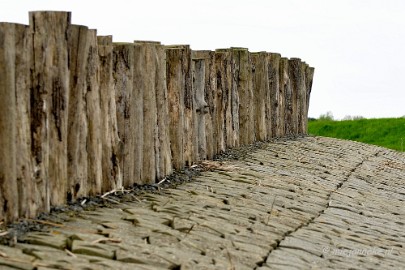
left=0, top=136, right=404, bottom=270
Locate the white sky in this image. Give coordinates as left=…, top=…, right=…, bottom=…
left=1, top=0, right=404, bottom=119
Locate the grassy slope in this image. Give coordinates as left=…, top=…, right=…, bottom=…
left=308, top=118, right=405, bottom=152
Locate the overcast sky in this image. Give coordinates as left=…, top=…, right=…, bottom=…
left=1, top=0, right=404, bottom=119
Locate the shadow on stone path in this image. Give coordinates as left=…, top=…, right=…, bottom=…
left=0, top=137, right=404, bottom=269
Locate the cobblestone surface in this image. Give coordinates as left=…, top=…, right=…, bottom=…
left=1, top=137, right=404, bottom=269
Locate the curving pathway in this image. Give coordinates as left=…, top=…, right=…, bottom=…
left=0, top=137, right=404, bottom=269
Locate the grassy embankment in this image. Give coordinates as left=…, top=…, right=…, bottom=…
left=308, top=118, right=405, bottom=152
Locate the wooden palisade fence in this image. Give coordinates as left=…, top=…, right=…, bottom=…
left=0, top=11, right=314, bottom=224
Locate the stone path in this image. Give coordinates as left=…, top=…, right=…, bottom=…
left=0, top=137, right=404, bottom=269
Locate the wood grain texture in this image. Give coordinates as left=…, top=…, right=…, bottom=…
left=98, top=35, right=121, bottom=193
left=251, top=52, right=269, bottom=141
left=268, top=53, right=281, bottom=138
left=14, top=24, right=34, bottom=218
left=0, top=23, right=18, bottom=223
left=30, top=11, right=71, bottom=210
left=234, top=48, right=254, bottom=145
left=113, top=43, right=135, bottom=187
left=280, top=57, right=290, bottom=137
left=192, top=50, right=216, bottom=159
left=67, top=25, right=89, bottom=200
left=0, top=11, right=315, bottom=223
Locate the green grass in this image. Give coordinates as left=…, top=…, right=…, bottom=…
left=308, top=118, right=405, bottom=152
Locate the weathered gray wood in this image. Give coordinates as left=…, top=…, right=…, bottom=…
left=30, top=11, right=71, bottom=210
left=234, top=48, right=254, bottom=145
left=192, top=50, right=216, bottom=159
left=192, top=59, right=208, bottom=159
left=305, top=66, right=315, bottom=134
left=289, top=58, right=301, bottom=136
left=131, top=44, right=145, bottom=182
left=251, top=52, right=268, bottom=141
left=1, top=11, right=318, bottom=223
left=178, top=45, right=196, bottom=166
left=0, top=23, right=18, bottom=223
left=134, top=42, right=158, bottom=183
left=98, top=36, right=121, bottom=193
left=298, top=62, right=308, bottom=135
left=154, top=43, right=173, bottom=178
left=214, top=50, right=227, bottom=153
left=268, top=53, right=281, bottom=138
left=216, top=49, right=235, bottom=149
left=135, top=41, right=172, bottom=180
left=113, top=43, right=134, bottom=187
left=280, top=57, right=290, bottom=137
left=83, top=30, right=102, bottom=196
left=67, top=25, right=89, bottom=201
left=166, top=47, right=186, bottom=169
left=229, top=49, right=241, bottom=147
left=14, top=24, right=34, bottom=218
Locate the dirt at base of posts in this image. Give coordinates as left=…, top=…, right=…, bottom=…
left=0, top=136, right=302, bottom=246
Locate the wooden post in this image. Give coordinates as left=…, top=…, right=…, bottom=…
left=234, top=48, right=254, bottom=145
left=192, top=51, right=216, bottom=159
left=67, top=25, right=90, bottom=201
left=192, top=58, right=208, bottom=160
left=289, top=58, right=301, bottom=136
left=135, top=41, right=173, bottom=180
left=251, top=52, right=268, bottom=141
left=305, top=66, right=315, bottom=134
left=298, top=62, right=308, bottom=135
left=98, top=36, right=121, bottom=193
left=113, top=43, right=135, bottom=187
left=216, top=49, right=236, bottom=149
left=229, top=49, right=242, bottom=147
left=14, top=24, right=34, bottom=218
left=214, top=50, right=227, bottom=153
left=30, top=11, right=71, bottom=210
left=279, top=57, right=290, bottom=137
left=83, top=29, right=102, bottom=196
left=176, top=45, right=196, bottom=166
left=268, top=53, right=281, bottom=138
left=0, top=23, right=18, bottom=223
left=154, top=43, right=173, bottom=178
left=166, top=47, right=187, bottom=169
left=134, top=42, right=158, bottom=183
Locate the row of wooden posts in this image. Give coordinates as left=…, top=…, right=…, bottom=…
left=0, top=11, right=314, bottom=224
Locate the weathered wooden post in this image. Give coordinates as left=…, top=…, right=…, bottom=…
left=0, top=23, right=18, bottom=223
left=166, top=47, right=184, bottom=170
left=268, top=53, right=281, bottom=138
left=229, top=48, right=242, bottom=147
left=216, top=49, right=237, bottom=149
left=113, top=43, right=135, bottom=187
left=305, top=66, right=315, bottom=134
left=133, top=41, right=161, bottom=183
left=298, top=61, right=308, bottom=135
left=192, top=51, right=216, bottom=159
left=192, top=58, right=208, bottom=160
left=279, top=57, right=290, bottom=137
left=234, top=48, right=254, bottom=145
left=14, top=24, right=33, bottom=218
left=98, top=35, right=121, bottom=193
left=30, top=11, right=70, bottom=210
left=85, top=30, right=104, bottom=196
left=214, top=50, right=228, bottom=153
left=289, top=58, right=301, bottom=136
left=166, top=46, right=195, bottom=169
left=134, top=43, right=157, bottom=184
left=251, top=52, right=269, bottom=141
left=178, top=46, right=196, bottom=165
left=67, top=25, right=90, bottom=200
left=153, top=43, right=173, bottom=178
